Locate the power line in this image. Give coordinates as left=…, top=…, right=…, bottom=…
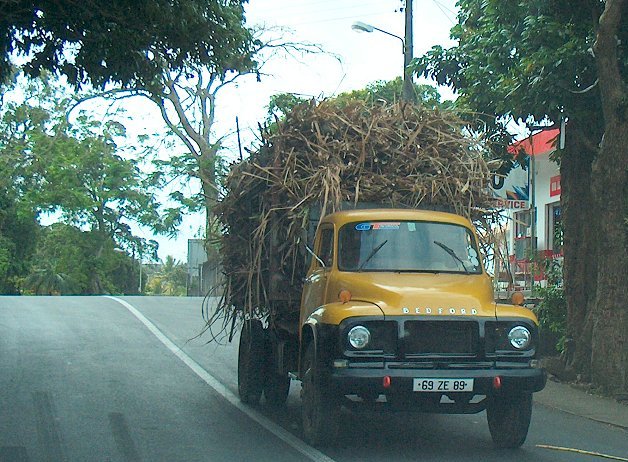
left=431, top=0, right=457, bottom=25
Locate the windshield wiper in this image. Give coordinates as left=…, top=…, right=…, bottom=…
left=433, top=240, right=469, bottom=273
left=358, top=240, right=388, bottom=271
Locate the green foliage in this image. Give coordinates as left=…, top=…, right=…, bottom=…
left=410, top=0, right=625, bottom=152
left=21, top=223, right=140, bottom=295
left=1, top=0, right=256, bottom=88
left=534, top=257, right=567, bottom=353
left=0, top=75, right=179, bottom=294
left=267, top=93, right=310, bottom=121
left=335, top=77, right=444, bottom=109
left=145, top=256, right=187, bottom=296
left=267, top=78, right=448, bottom=124
left=22, top=267, right=75, bottom=295
left=0, top=192, right=38, bottom=293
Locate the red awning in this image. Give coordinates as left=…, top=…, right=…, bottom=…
left=508, top=128, right=560, bottom=156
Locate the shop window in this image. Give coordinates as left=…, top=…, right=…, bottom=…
left=514, top=211, right=531, bottom=238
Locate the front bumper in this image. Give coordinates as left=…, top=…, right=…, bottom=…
left=330, top=361, right=547, bottom=396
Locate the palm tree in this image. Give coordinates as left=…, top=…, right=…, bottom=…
left=23, top=266, right=77, bottom=295
left=146, top=256, right=187, bottom=296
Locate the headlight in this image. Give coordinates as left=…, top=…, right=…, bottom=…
left=348, top=325, right=371, bottom=349
left=508, top=326, right=531, bottom=349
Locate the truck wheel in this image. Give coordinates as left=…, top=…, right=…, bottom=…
left=238, top=319, right=266, bottom=405
left=264, top=371, right=291, bottom=406
left=486, top=393, right=532, bottom=448
left=301, top=343, right=339, bottom=447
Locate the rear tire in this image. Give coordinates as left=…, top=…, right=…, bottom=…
left=263, top=329, right=292, bottom=406
left=301, top=343, right=339, bottom=447
left=238, top=319, right=267, bottom=405
left=486, top=393, right=532, bottom=448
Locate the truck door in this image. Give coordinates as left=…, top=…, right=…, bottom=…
left=301, top=225, right=334, bottom=320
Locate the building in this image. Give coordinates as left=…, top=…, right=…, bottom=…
left=186, top=239, right=222, bottom=297
left=493, top=128, right=562, bottom=293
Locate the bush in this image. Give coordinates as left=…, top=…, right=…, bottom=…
left=534, top=258, right=567, bottom=353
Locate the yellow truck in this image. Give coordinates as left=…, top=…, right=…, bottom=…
left=237, top=208, right=546, bottom=448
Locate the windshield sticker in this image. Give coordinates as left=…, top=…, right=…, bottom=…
left=355, top=222, right=401, bottom=231
left=372, top=222, right=400, bottom=230
left=407, top=223, right=416, bottom=232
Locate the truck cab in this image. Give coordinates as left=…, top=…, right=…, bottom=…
left=298, top=209, right=545, bottom=447
left=238, top=208, right=546, bottom=449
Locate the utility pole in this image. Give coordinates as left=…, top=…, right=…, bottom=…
left=402, top=0, right=416, bottom=102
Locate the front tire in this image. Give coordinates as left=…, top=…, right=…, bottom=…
left=486, top=393, right=532, bottom=448
left=300, top=343, right=339, bottom=447
left=238, top=319, right=267, bottom=405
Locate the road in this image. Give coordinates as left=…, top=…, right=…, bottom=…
left=0, top=296, right=626, bottom=462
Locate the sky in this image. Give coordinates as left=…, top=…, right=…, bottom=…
left=136, top=0, right=460, bottom=262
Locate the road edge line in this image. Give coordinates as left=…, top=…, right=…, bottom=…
left=105, top=296, right=336, bottom=462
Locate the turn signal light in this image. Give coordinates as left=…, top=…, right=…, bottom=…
left=511, top=291, right=525, bottom=306
left=383, top=376, right=392, bottom=389
left=339, top=289, right=352, bottom=303
left=493, top=376, right=503, bottom=390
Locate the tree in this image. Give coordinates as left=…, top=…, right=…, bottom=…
left=0, top=75, right=42, bottom=293
left=21, top=223, right=141, bottom=295
left=0, top=190, right=38, bottom=293
left=0, top=0, right=255, bottom=88
left=333, top=77, right=445, bottom=109
left=412, top=0, right=627, bottom=394
left=1, top=76, right=173, bottom=293
left=267, top=78, right=449, bottom=122
left=145, top=256, right=187, bottom=296
left=88, top=28, right=322, bottom=232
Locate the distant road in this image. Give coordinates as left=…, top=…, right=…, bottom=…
left=0, top=296, right=626, bottom=462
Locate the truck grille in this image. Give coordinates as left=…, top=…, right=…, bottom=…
left=403, top=320, right=479, bottom=357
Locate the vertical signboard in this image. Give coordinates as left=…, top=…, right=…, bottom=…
left=490, top=160, right=530, bottom=209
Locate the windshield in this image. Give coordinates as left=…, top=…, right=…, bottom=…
left=338, top=220, right=482, bottom=273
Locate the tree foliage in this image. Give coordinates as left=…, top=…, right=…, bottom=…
left=0, top=188, right=38, bottom=293
left=145, top=256, right=187, bottom=296
left=21, top=223, right=141, bottom=295
left=267, top=77, right=449, bottom=123
left=89, top=27, right=324, bottom=233
left=0, top=0, right=256, bottom=88
left=0, top=75, right=172, bottom=293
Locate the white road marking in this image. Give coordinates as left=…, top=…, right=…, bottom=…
left=106, top=296, right=336, bottom=462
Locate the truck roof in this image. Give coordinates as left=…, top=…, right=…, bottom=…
left=320, top=208, right=474, bottom=228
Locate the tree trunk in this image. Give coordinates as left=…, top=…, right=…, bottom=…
left=589, top=118, right=628, bottom=394
left=560, top=123, right=598, bottom=379
left=589, top=0, right=628, bottom=394
left=199, top=145, right=219, bottom=233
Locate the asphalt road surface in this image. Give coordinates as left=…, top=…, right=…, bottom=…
left=1, top=296, right=626, bottom=462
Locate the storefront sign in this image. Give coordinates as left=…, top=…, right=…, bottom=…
left=490, top=161, right=530, bottom=209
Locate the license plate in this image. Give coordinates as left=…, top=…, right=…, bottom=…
left=413, top=378, right=474, bottom=392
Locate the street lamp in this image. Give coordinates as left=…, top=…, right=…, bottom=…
left=351, top=21, right=404, bottom=48
left=351, top=15, right=415, bottom=102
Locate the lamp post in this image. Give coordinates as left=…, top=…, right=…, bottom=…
left=351, top=1, right=415, bottom=102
